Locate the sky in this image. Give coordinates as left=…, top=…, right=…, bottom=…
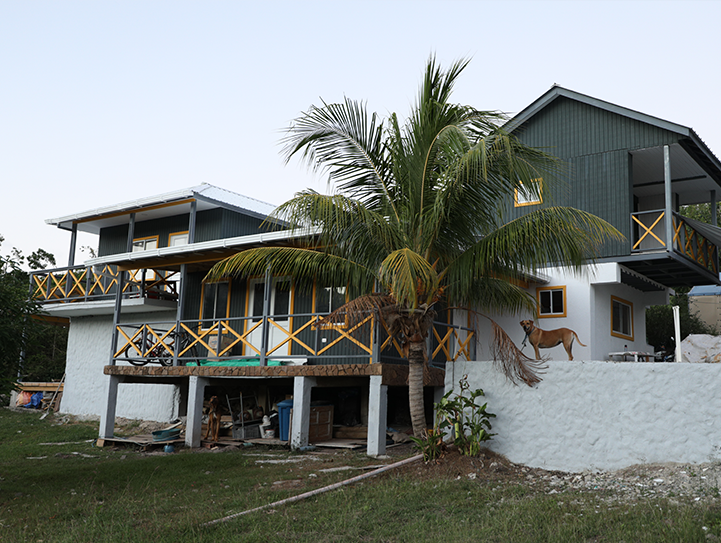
left=2, top=0, right=721, bottom=268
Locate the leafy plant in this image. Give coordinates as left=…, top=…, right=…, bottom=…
left=412, top=375, right=496, bottom=459
left=409, top=427, right=447, bottom=462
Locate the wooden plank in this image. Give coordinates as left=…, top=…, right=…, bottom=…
left=15, top=382, right=64, bottom=392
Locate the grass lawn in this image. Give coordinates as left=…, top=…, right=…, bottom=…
left=2, top=407, right=721, bottom=542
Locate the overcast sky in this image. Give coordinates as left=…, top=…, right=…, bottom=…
left=2, top=0, right=720, bottom=267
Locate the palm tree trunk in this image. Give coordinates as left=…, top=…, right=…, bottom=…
left=408, top=339, right=427, bottom=438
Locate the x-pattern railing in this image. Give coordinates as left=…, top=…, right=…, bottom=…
left=673, top=215, right=718, bottom=274
left=631, top=210, right=666, bottom=250
left=113, top=313, right=473, bottom=366
left=31, top=265, right=179, bottom=303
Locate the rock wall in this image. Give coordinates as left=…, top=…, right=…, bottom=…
left=446, top=360, right=721, bottom=472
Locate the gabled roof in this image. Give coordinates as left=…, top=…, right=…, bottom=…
left=45, top=183, right=278, bottom=234
left=505, top=85, right=721, bottom=183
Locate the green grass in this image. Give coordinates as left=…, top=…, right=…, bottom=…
left=2, top=408, right=721, bottom=542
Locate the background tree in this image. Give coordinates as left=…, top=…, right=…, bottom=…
left=207, top=57, right=621, bottom=438
left=0, top=236, right=65, bottom=401
left=645, top=289, right=714, bottom=353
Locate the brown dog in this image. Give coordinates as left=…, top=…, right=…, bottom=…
left=520, top=320, right=587, bottom=360
left=204, top=395, right=221, bottom=442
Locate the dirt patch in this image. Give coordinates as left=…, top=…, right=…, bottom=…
left=390, top=445, right=721, bottom=504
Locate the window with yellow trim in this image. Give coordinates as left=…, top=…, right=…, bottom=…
left=130, top=236, right=159, bottom=282
left=168, top=231, right=189, bottom=247
left=514, top=178, right=543, bottom=207
left=316, top=285, right=347, bottom=327
left=611, top=295, right=634, bottom=340
left=537, top=286, right=566, bottom=318
left=132, top=235, right=159, bottom=252
left=200, top=280, right=230, bottom=326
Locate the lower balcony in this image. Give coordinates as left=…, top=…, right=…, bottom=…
left=111, top=313, right=476, bottom=368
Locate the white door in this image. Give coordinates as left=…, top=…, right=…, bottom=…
left=246, top=277, right=292, bottom=356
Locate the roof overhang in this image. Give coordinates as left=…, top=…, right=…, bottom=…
left=45, top=184, right=278, bottom=235
left=85, top=226, right=321, bottom=272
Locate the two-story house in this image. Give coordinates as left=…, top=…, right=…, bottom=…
left=33, top=183, right=464, bottom=455
left=33, top=87, right=721, bottom=455
left=473, top=85, right=721, bottom=361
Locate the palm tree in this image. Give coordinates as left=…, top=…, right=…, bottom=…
left=206, top=57, right=621, bottom=439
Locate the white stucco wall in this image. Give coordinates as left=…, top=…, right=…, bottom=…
left=60, top=313, right=181, bottom=422
left=470, top=263, right=667, bottom=362
left=447, top=359, right=721, bottom=472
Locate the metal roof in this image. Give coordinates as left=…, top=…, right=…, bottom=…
left=505, top=85, right=721, bottom=187
left=45, top=183, right=278, bottom=235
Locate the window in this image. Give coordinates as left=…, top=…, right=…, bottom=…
left=611, top=295, right=634, bottom=340
left=132, top=236, right=159, bottom=252
left=537, top=286, right=566, bottom=318
left=249, top=278, right=291, bottom=322
left=316, top=286, right=347, bottom=314
left=130, top=236, right=159, bottom=282
left=316, top=285, right=347, bottom=326
left=514, top=178, right=543, bottom=207
left=201, top=280, right=230, bottom=324
left=168, top=231, right=189, bottom=247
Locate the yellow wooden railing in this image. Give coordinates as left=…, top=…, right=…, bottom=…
left=31, top=265, right=179, bottom=303
left=113, top=314, right=475, bottom=365
left=631, top=210, right=719, bottom=275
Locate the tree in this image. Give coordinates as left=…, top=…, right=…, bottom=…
left=206, top=57, right=621, bottom=438
left=0, top=236, right=64, bottom=400
left=645, top=289, right=714, bottom=353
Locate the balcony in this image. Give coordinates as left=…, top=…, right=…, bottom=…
left=625, top=210, right=720, bottom=287
left=111, top=313, right=475, bottom=367
left=30, top=265, right=180, bottom=316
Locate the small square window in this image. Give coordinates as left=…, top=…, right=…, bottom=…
left=537, top=286, right=566, bottom=318
left=515, top=178, right=543, bottom=207
left=611, top=296, right=634, bottom=340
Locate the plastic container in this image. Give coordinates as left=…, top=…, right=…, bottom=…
left=277, top=399, right=294, bottom=441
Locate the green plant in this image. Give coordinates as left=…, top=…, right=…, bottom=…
left=412, top=376, right=496, bottom=459
left=409, top=427, right=446, bottom=461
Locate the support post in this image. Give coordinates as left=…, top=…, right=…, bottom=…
left=126, top=213, right=136, bottom=252
left=290, top=376, right=316, bottom=450
left=712, top=190, right=717, bottom=227
left=186, top=376, right=209, bottom=448
left=367, top=375, right=388, bottom=457
left=108, top=270, right=126, bottom=365
left=188, top=200, right=197, bottom=243
left=99, top=374, right=121, bottom=439
left=173, top=263, right=188, bottom=366
left=664, top=145, right=673, bottom=251
left=260, top=267, right=272, bottom=366
left=68, top=223, right=77, bottom=267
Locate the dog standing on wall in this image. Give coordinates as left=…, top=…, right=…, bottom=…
left=520, top=320, right=587, bottom=361
left=204, top=395, right=221, bottom=442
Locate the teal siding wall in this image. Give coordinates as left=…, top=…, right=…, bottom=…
left=97, top=207, right=268, bottom=257
left=511, top=96, right=684, bottom=258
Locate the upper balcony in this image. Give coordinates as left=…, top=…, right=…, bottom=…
left=617, top=143, right=721, bottom=289
left=30, top=264, right=180, bottom=316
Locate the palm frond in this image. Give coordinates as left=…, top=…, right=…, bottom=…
left=473, top=312, right=546, bottom=386
left=204, top=246, right=376, bottom=295
left=280, top=97, right=396, bottom=217
left=378, top=248, right=440, bottom=309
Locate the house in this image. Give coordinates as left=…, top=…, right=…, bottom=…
left=470, top=85, right=721, bottom=362
left=32, top=183, right=467, bottom=455
left=33, top=87, right=721, bottom=456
